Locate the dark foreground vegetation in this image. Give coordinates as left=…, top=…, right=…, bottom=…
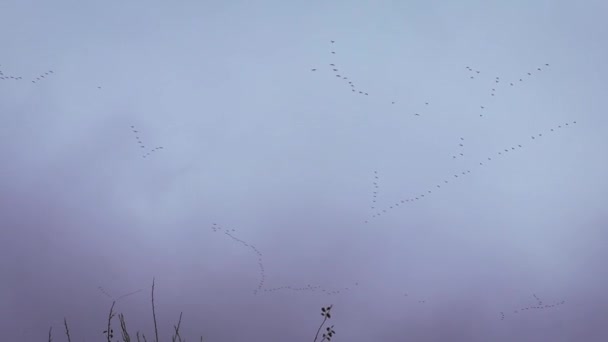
left=48, top=278, right=336, bottom=342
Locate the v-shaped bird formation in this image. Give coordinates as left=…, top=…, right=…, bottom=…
left=365, top=120, right=578, bottom=222
left=466, top=64, right=551, bottom=117
left=130, top=125, right=164, bottom=159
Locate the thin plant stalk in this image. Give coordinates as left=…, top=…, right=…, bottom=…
left=63, top=318, right=72, bottom=342
left=152, top=278, right=159, bottom=342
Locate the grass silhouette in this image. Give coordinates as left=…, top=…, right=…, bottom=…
left=50, top=278, right=336, bottom=341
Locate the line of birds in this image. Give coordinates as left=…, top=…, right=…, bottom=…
left=500, top=293, right=566, bottom=320
left=512, top=300, right=566, bottom=314
left=96, top=286, right=143, bottom=302
left=130, top=125, right=164, bottom=158
left=0, top=65, right=23, bottom=81
left=452, top=137, right=466, bottom=160
left=467, top=64, right=551, bottom=117
left=311, top=40, right=370, bottom=97
left=0, top=67, right=55, bottom=83
left=30, top=70, right=54, bottom=83
left=309, top=40, right=431, bottom=116
left=370, top=170, right=380, bottom=213
left=0, top=65, right=104, bottom=89
left=365, top=120, right=578, bottom=222
left=211, top=223, right=358, bottom=296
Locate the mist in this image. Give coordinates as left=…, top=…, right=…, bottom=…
left=1, top=0, right=607, bottom=341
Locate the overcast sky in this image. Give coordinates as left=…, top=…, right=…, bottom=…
left=1, top=0, right=607, bottom=341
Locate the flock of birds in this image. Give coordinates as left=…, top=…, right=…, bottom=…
left=365, top=120, right=578, bottom=223
left=107, top=40, right=571, bottom=318
left=0, top=65, right=54, bottom=84
left=310, top=40, right=431, bottom=115
left=0, top=65, right=104, bottom=88
left=130, top=125, right=164, bottom=158
left=205, top=224, right=566, bottom=322
left=310, top=41, right=551, bottom=120
left=0, top=67, right=23, bottom=82
left=30, top=70, right=54, bottom=84
left=499, top=294, right=566, bottom=320
left=370, top=170, right=379, bottom=212
left=308, top=43, right=577, bottom=238
left=466, top=63, right=551, bottom=117
left=0, top=64, right=22, bottom=81
left=452, top=137, right=466, bottom=160
left=96, top=286, right=143, bottom=302
left=211, top=223, right=357, bottom=296
left=4, top=38, right=573, bottom=325
left=310, top=40, right=370, bottom=97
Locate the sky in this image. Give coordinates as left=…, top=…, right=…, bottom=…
left=1, top=0, right=607, bottom=341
